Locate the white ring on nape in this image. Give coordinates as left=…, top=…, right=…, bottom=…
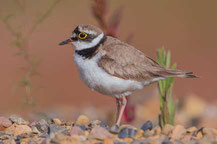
left=73, top=33, right=104, bottom=51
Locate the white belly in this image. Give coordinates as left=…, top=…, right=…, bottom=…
left=73, top=53, right=143, bottom=98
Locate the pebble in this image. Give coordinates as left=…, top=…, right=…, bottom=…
left=9, top=115, right=28, bottom=125
left=32, top=126, right=40, bottom=134
left=118, top=126, right=137, bottom=138
left=14, top=125, right=32, bottom=136
left=154, top=126, right=161, bottom=135
left=140, top=120, right=153, bottom=132
left=35, top=124, right=49, bottom=134
left=0, top=115, right=216, bottom=144
left=114, top=139, right=128, bottom=144
left=0, top=133, right=11, bottom=140
left=162, top=140, right=172, bottom=144
left=110, top=124, right=120, bottom=134
left=143, top=130, right=153, bottom=137
left=201, top=127, right=214, bottom=136
left=186, top=126, right=197, bottom=133
left=38, top=119, right=48, bottom=125
left=170, top=125, right=186, bottom=140
left=48, top=124, right=66, bottom=137
left=2, top=139, right=16, bottom=144
left=0, top=117, right=12, bottom=128
left=89, top=125, right=112, bottom=140
left=79, top=125, right=88, bottom=131
left=52, top=118, right=62, bottom=125
left=70, top=126, right=84, bottom=136
left=131, top=140, right=150, bottom=144
left=75, top=115, right=90, bottom=126
left=196, top=131, right=203, bottom=139
left=104, top=138, right=114, bottom=144
left=89, top=120, right=109, bottom=130
left=162, top=124, right=174, bottom=135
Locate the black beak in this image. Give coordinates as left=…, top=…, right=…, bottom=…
left=59, top=39, right=72, bottom=45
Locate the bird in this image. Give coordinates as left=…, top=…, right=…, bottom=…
left=59, top=24, right=197, bottom=130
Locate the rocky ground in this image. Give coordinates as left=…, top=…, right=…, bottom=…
left=0, top=115, right=217, bottom=144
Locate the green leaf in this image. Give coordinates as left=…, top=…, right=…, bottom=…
left=166, top=51, right=171, bottom=68
left=156, top=48, right=177, bottom=128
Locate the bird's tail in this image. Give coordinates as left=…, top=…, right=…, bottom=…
left=161, top=69, right=199, bottom=78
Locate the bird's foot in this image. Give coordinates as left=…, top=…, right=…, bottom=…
left=110, top=124, right=120, bottom=134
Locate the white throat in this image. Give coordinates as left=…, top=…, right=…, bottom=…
left=73, top=33, right=104, bottom=51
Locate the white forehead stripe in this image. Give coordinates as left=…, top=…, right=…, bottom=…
left=82, top=30, right=97, bottom=35
left=73, top=33, right=104, bottom=51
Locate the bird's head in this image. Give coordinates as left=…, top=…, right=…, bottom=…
left=59, top=24, right=104, bottom=51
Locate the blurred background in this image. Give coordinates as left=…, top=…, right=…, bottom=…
left=0, top=0, right=217, bottom=128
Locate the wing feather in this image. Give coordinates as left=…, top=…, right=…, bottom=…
left=98, top=38, right=164, bottom=81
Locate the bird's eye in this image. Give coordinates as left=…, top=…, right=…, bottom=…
left=78, top=32, right=87, bottom=39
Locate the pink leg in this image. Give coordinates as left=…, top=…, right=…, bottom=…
left=115, top=98, right=121, bottom=123
left=115, top=94, right=127, bottom=126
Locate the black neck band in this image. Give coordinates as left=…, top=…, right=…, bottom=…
left=75, top=35, right=107, bottom=59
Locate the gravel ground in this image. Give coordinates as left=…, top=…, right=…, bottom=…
left=0, top=115, right=217, bottom=144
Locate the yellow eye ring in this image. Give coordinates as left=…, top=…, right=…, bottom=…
left=78, top=32, right=87, bottom=39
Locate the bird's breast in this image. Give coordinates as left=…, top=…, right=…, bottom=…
left=73, top=53, right=143, bottom=97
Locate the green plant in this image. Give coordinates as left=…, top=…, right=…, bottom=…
left=156, top=48, right=177, bottom=128
left=0, top=0, right=61, bottom=106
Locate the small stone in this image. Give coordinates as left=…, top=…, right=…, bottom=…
left=84, top=131, right=89, bottom=137
left=123, top=138, right=133, bottom=143
left=5, top=124, right=16, bottom=135
left=196, top=131, right=203, bottom=139
left=140, top=120, right=153, bottom=132
left=0, top=117, right=12, bottom=128
left=28, top=140, right=37, bottom=144
left=162, top=124, right=174, bottom=135
left=89, top=125, right=112, bottom=140
left=99, top=121, right=109, bottom=129
left=131, top=140, right=150, bottom=144
left=154, top=126, right=161, bottom=135
left=2, top=139, right=16, bottom=144
left=182, top=133, right=192, bottom=142
left=104, top=138, right=114, bottom=144
left=0, top=133, right=11, bottom=140
left=36, top=124, right=49, bottom=134
left=79, top=125, right=88, bottom=131
left=114, top=139, right=128, bottom=144
left=118, top=126, right=137, bottom=138
left=38, top=119, right=48, bottom=125
left=200, top=127, right=210, bottom=136
left=32, top=126, right=40, bottom=134
left=186, top=127, right=197, bottom=133
left=52, top=118, right=62, bottom=125
left=89, top=120, right=101, bottom=127
left=14, top=125, right=32, bottom=136
left=48, top=124, right=66, bottom=137
left=162, top=140, right=172, bottom=144
left=29, top=121, right=38, bottom=127
left=170, top=125, right=186, bottom=140
left=70, top=126, right=84, bottom=136
left=75, top=115, right=90, bottom=126
left=110, top=124, right=120, bottom=134
left=20, top=138, right=30, bottom=143
left=143, top=130, right=153, bottom=137
left=135, top=129, right=143, bottom=139
left=9, top=115, right=28, bottom=125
